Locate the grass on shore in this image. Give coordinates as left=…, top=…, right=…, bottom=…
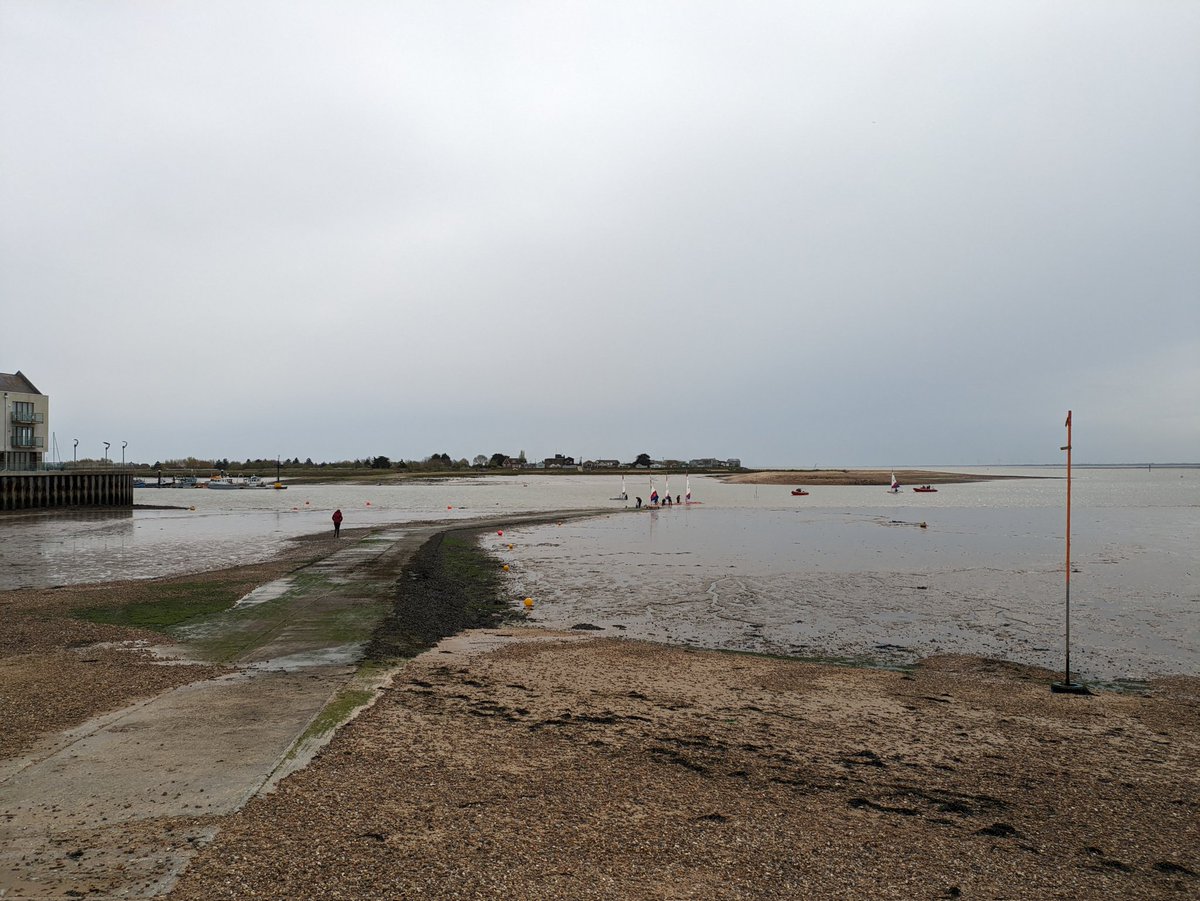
left=75, top=579, right=248, bottom=631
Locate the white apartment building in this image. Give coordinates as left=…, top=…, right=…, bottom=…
left=1, top=371, right=49, bottom=470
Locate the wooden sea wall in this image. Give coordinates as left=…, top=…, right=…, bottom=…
left=0, top=471, right=134, bottom=512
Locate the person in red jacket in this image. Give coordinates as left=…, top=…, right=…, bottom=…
left=332, top=508, right=343, bottom=538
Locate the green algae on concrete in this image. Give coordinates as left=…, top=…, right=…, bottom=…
left=74, top=579, right=250, bottom=631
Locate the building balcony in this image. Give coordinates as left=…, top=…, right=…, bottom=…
left=10, top=434, right=44, bottom=448
left=10, top=411, right=45, bottom=424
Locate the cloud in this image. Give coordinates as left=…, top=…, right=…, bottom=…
left=2, top=1, right=1197, bottom=465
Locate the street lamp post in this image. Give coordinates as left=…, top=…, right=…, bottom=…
left=73, top=438, right=78, bottom=464
left=122, top=441, right=127, bottom=466
left=103, top=442, right=110, bottom=464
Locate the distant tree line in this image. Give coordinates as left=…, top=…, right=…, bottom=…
left=142, top=449, right=734, bottom=472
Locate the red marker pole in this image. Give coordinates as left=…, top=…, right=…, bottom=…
left=1053, top=410, right=1087, bottom=693
left=1064, top=410, right=1072, bottom=683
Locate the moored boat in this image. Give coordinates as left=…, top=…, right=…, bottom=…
left=913, top=485, right=938, bottom=493
left=791, top=489, right=809, bottom=496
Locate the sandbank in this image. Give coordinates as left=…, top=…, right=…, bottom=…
left=724, top=469, right=1029, bottom=486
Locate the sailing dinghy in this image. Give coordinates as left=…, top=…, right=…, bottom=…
left=610, top=475, right=628, bottom=501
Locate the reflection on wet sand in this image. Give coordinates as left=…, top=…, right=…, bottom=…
left=1, top=509, right=135, bottom=591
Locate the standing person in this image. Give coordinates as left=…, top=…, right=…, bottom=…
left=332, top=508, right=343, bottom=538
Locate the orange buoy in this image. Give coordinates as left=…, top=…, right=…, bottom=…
left=502, top=564, right=510, bottom=572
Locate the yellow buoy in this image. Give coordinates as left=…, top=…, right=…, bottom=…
left=502, top=564, right=510, bottom=572
left=508, top=543, right=513, bottom=550
left=523, top=597, right=534, bottom=610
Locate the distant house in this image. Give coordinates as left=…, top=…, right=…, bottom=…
left=1, top=370, right=48, bottom=470
left=543, top=454, right=575, bottom=468
left=687, top=457, right=741, bottom=469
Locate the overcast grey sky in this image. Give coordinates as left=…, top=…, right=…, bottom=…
left=2, top=1, right=1197, bottom=466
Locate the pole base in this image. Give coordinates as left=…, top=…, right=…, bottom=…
left=1050, top=681, right=1091, bottom=695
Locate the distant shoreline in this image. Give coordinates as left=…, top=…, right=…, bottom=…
left=722, top=469, right=1034, bottom=486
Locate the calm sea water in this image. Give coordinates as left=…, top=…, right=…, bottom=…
left=2, top=468, right=1195, bottom=681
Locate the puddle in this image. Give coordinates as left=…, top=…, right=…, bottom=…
left=233, top=578, right=295, bottom=608
left=246, top=643, right=367, bottom=671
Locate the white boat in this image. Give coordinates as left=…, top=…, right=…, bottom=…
left=246, top=475, right=267, bottom=488
left=206, top=476, right=242, bottom=490
left=889, top=472, right=900, bottom=493
left=685, top=473, right=700, bottom=505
